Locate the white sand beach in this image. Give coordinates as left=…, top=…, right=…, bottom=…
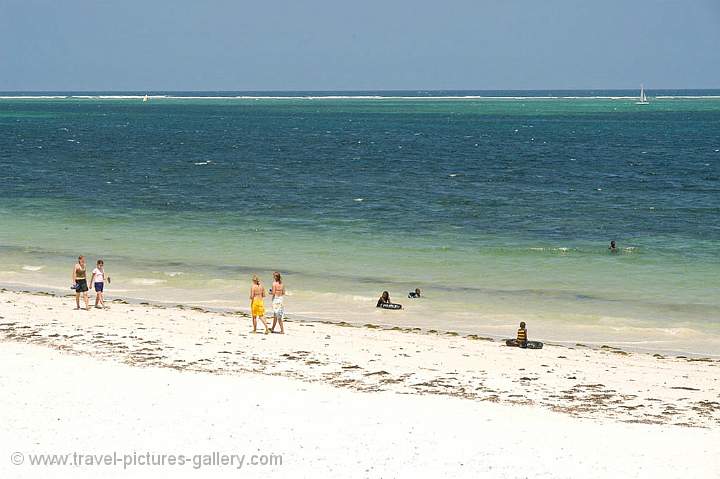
left=1, top=289, right=719, bottom=478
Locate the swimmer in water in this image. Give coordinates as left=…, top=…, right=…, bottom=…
left=408, top=288, right=422, bottom=299
left=609, top=240, right=618, bottom=253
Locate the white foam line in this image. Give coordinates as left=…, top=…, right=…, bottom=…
left=0, top=95, right=69, bottom=99
left=655, top=95, right=720, bottom=99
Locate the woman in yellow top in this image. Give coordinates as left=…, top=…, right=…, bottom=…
left=250, top=275, right=269, bottom=334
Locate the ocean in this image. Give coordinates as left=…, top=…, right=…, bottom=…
left=1, top=91, right=718, bottom=355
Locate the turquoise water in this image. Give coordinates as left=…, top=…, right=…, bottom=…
left=1, top=92, right=719, bottom=354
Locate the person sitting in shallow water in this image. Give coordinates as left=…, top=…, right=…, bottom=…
left=377, top=291, right=391, bottom=308
left=609, top=240, right=618, bottom=253
left=377, top=291, right=402, bottom=310
left=408, top=288, right=422, bottom=299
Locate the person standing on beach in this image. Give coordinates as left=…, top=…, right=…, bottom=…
left=72, top=255, right=90, bottom=310
left=90, top=259, right=110, bottom=309
left=250, top=275, right=269, bottom=334
left=270, top=271, right=285, bottom=334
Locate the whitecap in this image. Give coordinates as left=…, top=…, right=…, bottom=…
left=354, top=198, right=364, bottom=202
left=193, top=161, right=210, bottom=166
left=131, top=278, right=167, bottom=286
left=163, top=271, right=184, bottom=277
left=352, top=295, right=375, bottom=302
left=22, top=265, right=44, bottom=271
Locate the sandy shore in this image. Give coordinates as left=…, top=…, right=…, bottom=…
left=1, top=289, right=719, bottom=477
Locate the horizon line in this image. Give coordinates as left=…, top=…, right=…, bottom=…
left=2, top=87, right=720, bottom=93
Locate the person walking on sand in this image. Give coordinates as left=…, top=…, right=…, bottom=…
left=250, top=274, right=269, bottom=334
left=72, top=255, right=90, bottom=310
left=270, top=271, right=285, bottom=334
left=90, top=259, right=110, bottom=309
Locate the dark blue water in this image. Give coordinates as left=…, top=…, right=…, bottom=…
left=2, top=93, right=719, bottom=243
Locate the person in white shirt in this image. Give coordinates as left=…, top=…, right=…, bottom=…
left=90, top=259, right=110, bottom=309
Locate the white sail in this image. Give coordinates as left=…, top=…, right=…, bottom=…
left=636, top=84, right=649, bottom=105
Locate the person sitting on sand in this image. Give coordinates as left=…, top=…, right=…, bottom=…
left=377, top=291, right=391, bottom=308
left=408, top=288, right=422, bottom=299
left=72, top=255, right=90, bottom=310
left=609, top=240, right=618, bottom=253
left=270, top=271, right=285, bottom=334
left=517, top=321, right=528, bottom=348
left=250, top=274, right=269, bottom=334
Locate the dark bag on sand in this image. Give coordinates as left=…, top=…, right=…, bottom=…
left=505, top=339, right=543, bottom=349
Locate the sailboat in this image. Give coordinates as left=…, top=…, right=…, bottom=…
left=142, top=94, right=149, bottom=102
left=636, top=85, right=649, bottom=105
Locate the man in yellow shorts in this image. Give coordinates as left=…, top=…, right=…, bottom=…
left=250, top=274, right=269, bottom=334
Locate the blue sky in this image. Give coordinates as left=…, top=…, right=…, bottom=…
left=1, top=0, right=718, bottom=90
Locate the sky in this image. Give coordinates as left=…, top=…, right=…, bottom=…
left=0, top=0, right=718, bottom=91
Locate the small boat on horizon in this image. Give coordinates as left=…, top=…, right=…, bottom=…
left=636, top=85, right=649, bottom=105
